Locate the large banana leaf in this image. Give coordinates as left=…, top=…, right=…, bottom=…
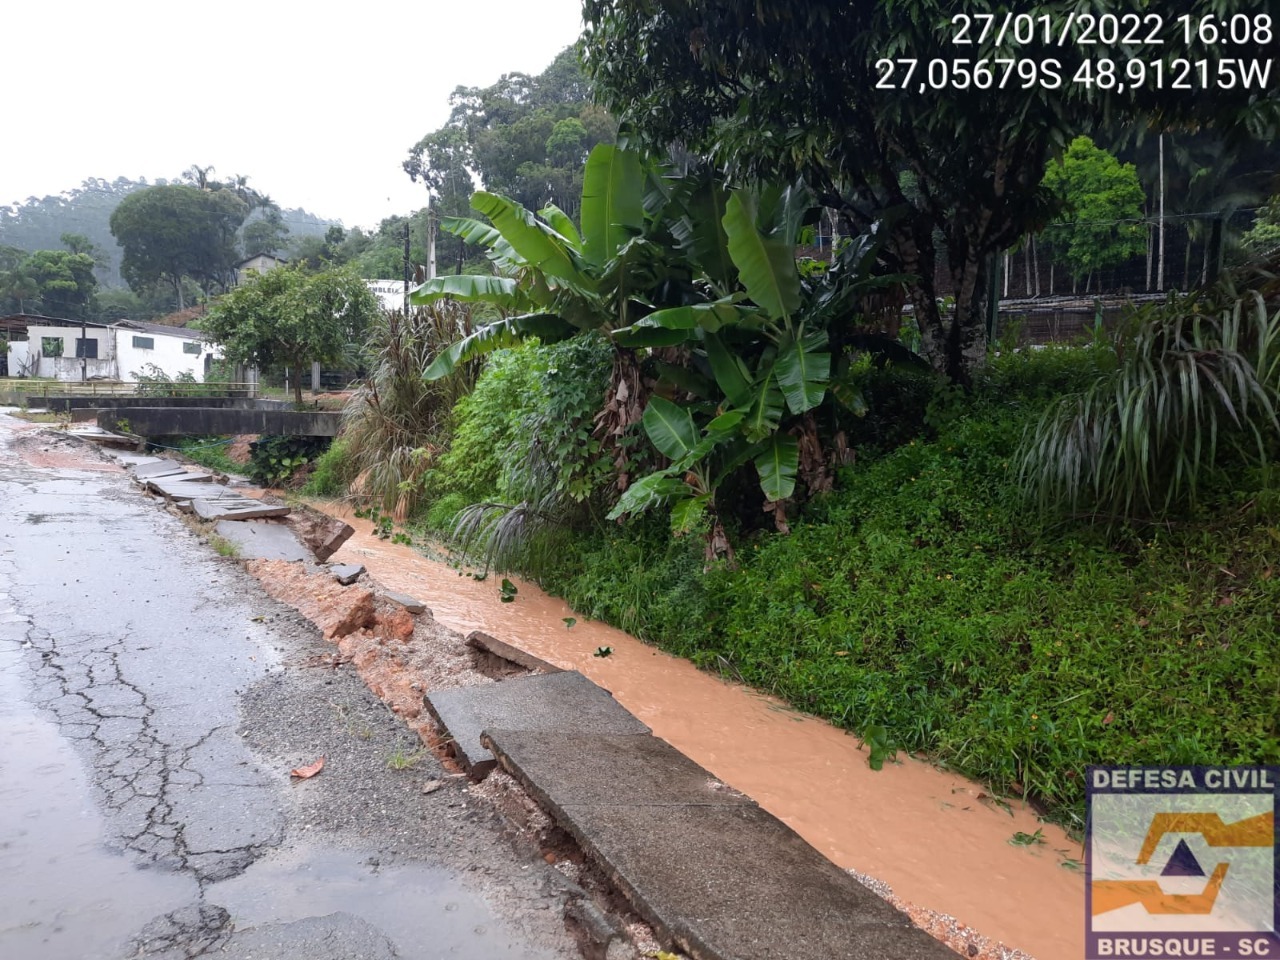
left=642, top=396, right=699, bottom=460
left=620, top=299, right=748, bottom=336
left=409, top=274, right=529, bottom=311
left=422, top=313, right=573, bottom=381
left=754, top=434, right=799, bottom=502
left=441, top=215, right=520, bottom=270
left=538, top=204, right=583, bottom=251
left=611, top=325, right=694, bottom=348
left=670, top=174, right=737, bottom=293
left=774, top=327, right=831, bottom=414
left=469, top=192, right=593, bottom=292
left=605, top=470, right=688, bottom=521
left=742, top=365, right=784, bottom=443
left=441, top=215, right=503, bottom=250
left=702, top=332, right=753, bottom=409
left=723, top=191, right=802, bottom=321
left=580, top=144, right=644, bottom=268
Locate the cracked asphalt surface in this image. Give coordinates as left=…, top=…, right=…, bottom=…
left=0, top=413, right=579, bottom=960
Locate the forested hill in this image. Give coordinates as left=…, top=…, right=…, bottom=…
left=0, top=177, right=336, bottom=288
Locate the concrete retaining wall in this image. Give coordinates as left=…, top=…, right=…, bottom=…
left=50, top=396, right=270, bottom=413
left=96, top=407, right=341, bottom=437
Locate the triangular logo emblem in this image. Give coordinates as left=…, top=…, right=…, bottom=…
left=1161, top=838, right=1206, bottom=877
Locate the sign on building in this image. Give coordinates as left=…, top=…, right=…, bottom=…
left=365, top=280, right=406, bottom=312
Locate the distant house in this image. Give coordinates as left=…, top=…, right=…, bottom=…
left=235, top=252, right=288, bottom=286
left=2, top=314, right=219, bottom=382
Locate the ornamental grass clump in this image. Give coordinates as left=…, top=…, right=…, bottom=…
left=1019, top=284, right=1280, bottom=524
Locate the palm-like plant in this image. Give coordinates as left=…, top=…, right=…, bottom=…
left=340, top=302, right=477, bottom=519
left=1018, top=284, right=1280, bottom=523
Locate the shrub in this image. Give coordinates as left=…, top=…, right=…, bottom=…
left=339, top=304, right=478, bottom=517
left=1018, top=288, right=1280, bottom=523
left=248, top=435, right=329, bottom=486
left=303, top=435, right=356, bottom=497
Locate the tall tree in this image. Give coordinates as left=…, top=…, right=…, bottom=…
left=1041, top=137, right=1146, bottom=285
left=202, top=265, right=382, bottom=406
left=110, top=184, right=249, bottom=308
left=0, top=248, right=97, bottom=318
left=403, top=47, right=616, bottom=220
left=581, top=0, right=1279, bottom=383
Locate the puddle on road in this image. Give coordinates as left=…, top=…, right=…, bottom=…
left=321, top=503, right=1084, bottom=960
left=0, top=640, right=197, bottom=960
left=212, top=844, right=558, bottom=960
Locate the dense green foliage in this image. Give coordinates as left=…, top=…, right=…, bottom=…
left=581, top=0, right=1279, bottom=382
left=111, top=184, right=250, bottom=308
left=1041, top=137, right=1146, bottom=283
left=203, top=265, right=381, bottom=405
left=336, top=304, right=479, bottom=516
left=522, top=350, right=1279, bottom=826
left=248, top=435, right=331, bottom=486
left=404, top=48, right=615, bottom=225
left=1021, top=287, right=1280, bottom=522
left=1, top=173, right=334, bottom=317
left=1243, top=196, right=1280, bottom=255
left=0, top=246, right=98, bottom=318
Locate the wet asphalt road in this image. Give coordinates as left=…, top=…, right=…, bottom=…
left=0, top=416, right=579, bottom=960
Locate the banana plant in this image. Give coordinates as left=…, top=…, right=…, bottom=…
left=608, top=180, right=840, bottom=536
left=411, top=144, right=691, bottom=379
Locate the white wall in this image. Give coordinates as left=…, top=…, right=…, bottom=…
left=18, top=325, right=218, bottom=382
left=6, top=340, right=32, bottom=377
left=115, top=330, right=214, bottom=382
left=25, top=326, right=116, bottom=381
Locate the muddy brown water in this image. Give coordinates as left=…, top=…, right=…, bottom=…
left=318, top=504, right=1084, bottom=960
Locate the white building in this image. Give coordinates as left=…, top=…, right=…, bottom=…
left=365, top=279, right=406, bottom=312
left=7, top=318, right=219, bottom=383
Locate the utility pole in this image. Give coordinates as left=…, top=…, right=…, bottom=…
left=1157, top=134, right=1166, bottom=291
left=402, top=222, right=411, bottom=315
left=80, top=317, right=87, bottom=382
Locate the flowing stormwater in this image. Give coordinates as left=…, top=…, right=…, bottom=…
left=321, top=503, right=1085, bottom=960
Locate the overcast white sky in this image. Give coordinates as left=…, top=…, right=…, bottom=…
left=2, top=0, right=585, bottom=230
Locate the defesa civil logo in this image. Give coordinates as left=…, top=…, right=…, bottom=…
left=1087, top=766, right=1278, bottom=959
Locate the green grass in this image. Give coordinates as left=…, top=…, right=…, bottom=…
left=383, top=339, right=1279, bottom=829
left=164, top=436, right=243, bottom=475
left=532, top=405, right=1280, bottom=829
left=207, top=533, right=239, bottom=558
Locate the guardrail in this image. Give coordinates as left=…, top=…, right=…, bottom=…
left=0, top=381, right=258, bottom=402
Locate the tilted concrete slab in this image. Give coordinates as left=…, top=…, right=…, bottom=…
left=133, top=460, right=190, bottom=479
left=424, top=672, right=649, bottom=778
left=382, top=590, right=428, bottom=614
left=466, top=630, right=562, bottom=675
left=482, top=730, right=747, bottom=808
left=330, top=563, right=366, bottom=585
left=213, top=520, right=309, bottom=562
left=145, top=476, right=221, bottom=499
left=113, top=453, right=163, bottom=467
left=192, top=499, right=290, bottom=521
left=484, top=730, right=955, bottom=960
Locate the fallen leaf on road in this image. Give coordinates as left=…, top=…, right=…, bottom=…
left=290, top=757, right=325, bottom=779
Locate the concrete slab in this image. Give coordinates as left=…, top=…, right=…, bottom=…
left=330, top=563, right=366, bottom=585
left=466, top=631, right=562, bottom=675
left=485, top=731, right=953, bottom=960
left=113, top=453, right=163, bottom=467
left=383, top=590, right=428, bottom=614
left=482, top=730, right=748, bottom=808
left=133, top=460, right=190, bottom=479
left=424, top=672, right=648, bottom=778
left=213, top=520, right=309, bottom=562
left=145, top=476, right=222, bottom=499
left=192, top=499, right=290, bottom=522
